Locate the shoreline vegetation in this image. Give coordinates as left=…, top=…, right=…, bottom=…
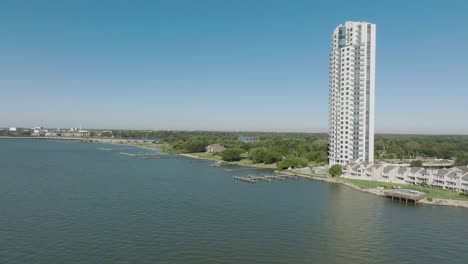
left=2, top=135, right=468, bottom=208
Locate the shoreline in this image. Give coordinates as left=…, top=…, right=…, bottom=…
left=179, top=153, right=276, bottom=169
left=0, top=136, right=166, bottom=150
left=3, top=136, right=468, bottom=209
left=176, top=151, right=468, bottom=209
left=280, top=171, right=468, bottom=209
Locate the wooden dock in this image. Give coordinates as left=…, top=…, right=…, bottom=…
left=97, top=147, right=112, bottom=151
left=384, top=190, right=424, bottom=204
left=120, top=152, right=137, bottom=157
left=233, top=176, right=257, bottom=183
left=211, top=161, right=237, bottom=167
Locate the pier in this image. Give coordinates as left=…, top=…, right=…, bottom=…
left=384, top=190, right=425, bottom=204
left=233, top=176, right=257, bottom=183
left=97, top=147, right=112, bottom=151
left=211, top=161, right=237, bottom=167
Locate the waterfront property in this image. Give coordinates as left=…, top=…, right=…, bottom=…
left=343, top=162, right=468, bottom=193
left=205, top=143, right=225, bottom=153
left=3, top=139, right=468, bottom=264
left=328, top=21, right=376, bottom=166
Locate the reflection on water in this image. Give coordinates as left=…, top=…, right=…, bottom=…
left=1, top=139, right=468, bottom=264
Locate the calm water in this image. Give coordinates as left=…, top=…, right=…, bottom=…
left=1, top=139, right=468, bottom=264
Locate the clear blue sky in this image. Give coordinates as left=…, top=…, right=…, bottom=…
left=1, top=0, right=467, bottom=134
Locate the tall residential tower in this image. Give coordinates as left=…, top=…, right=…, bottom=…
left=328, top=21, right=376, bottom=165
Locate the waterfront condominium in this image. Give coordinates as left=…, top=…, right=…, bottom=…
left=328, top=21, right=376, bottom=165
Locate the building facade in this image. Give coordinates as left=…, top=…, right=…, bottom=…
left=328, top=21, right=376, bottom=165
left=205, top=144, right=226, bottom=153
left=343, top=162, right=468, bottom=193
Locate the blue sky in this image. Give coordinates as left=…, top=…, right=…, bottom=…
left=1, top=0, right=467, bottom=134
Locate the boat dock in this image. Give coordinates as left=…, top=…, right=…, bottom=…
left=98, top=147, right=140, bottom=151
left=232, top=174, right=298, bottom=183
left=97, top=147, right=113, bottom=151
left=233, top=176, right=257, bottom=183
left=384, top=190, right=425, bottom=204
left=211, top=161, right=237, bottom=167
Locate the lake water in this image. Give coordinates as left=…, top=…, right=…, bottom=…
left=1, top=139, right=468, bottom=264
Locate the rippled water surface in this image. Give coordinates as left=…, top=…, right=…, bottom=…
left=1, top=139, right=468, bottom=264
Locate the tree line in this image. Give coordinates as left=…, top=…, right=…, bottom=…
left=4, top=129, right=467, bottom=167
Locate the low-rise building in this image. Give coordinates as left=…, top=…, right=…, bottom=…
left=31, top=126, right=48, bottom=136
left=33, top=127, right=43, bottom=133
left=343, top=162, right=468, bottom=193
left=61, top=131, right=89, bottom=137
left=45, top=132, right=59, bottom=137
left=32, top=130, right=47, bottom=137
left=205, top=144, right=225, bottom=153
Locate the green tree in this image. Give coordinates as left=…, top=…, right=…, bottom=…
left=305, top=151, right=327, bottom=164
left=263, top=150, right=282, bottom=164
left=183, top=139, right=208, bottom=153
left=404, top=141, right=421, bottom=158
left=249, top=147, right=268, bottom=163
left=220, top=148, right=244, bottom=162
left=276, top=156, right=308, bottom=170
left=455, top=154, right=468, bottom=166
left=329, top=165, right=342, bottom=177
left=410, top=160, right=423, bottom=167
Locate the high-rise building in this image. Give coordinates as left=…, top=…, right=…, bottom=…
left=328, top=21, right=376, bottom=165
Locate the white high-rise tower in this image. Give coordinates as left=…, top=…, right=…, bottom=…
left=328, top=21, right=376, bottom=165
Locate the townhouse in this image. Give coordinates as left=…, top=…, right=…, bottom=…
left=343, top=162, right=468, bottom=193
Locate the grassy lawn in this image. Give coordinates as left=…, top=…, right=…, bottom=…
left=283, top=168, right=329, bottom=178
left=186, top=152, right=222, bottom=161
left=338, top=178, right=468, bottom=201
left=183, top=152, right=277, bottom=169
left=234, top=159, right=277, bottom=169
left=134, top=143, right=165, bottom=150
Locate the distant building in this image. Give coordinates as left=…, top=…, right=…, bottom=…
left=31, top=126, right=48, bottom=136
left=9, top=127, right=17, bottom=131
left=33, top=127, right=44, bottom=133
left=45, top=132, right=59, bottom=137
left=61, top=131, right=89, bottom=137
left=238, top=136, right=257, bottom=143
left=32, top=130, right=47, bottom=137
left=343, top=162, right=468, bottom=193
left=206, top=144, right=226, bottom=153
left=60, top=127, right=90, bottom=137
